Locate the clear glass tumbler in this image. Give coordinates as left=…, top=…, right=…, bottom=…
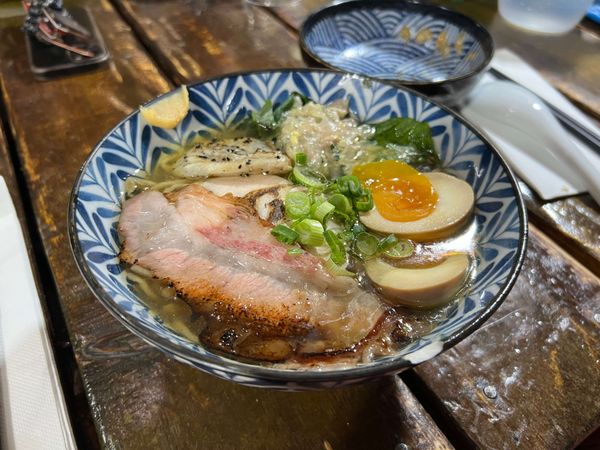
left=498, top=0, right=593, bottom=34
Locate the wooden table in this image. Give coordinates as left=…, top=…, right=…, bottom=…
left=0, top=1, right=598, bottom=448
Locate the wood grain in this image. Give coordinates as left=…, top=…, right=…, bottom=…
left=88, top=1, right=600, bottom=448
left=268, top=1, right=600, bottom=447
left=0, top=1, right=452, bottom=448
left=520, top=183, right=600, bottom=277
left=415, top=224, right=600, bottom=449
left=112, top=0, right=305, bottom=85
left=0, top=111, right=23, bottom=219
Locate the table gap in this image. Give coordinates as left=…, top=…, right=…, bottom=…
left=1, top=1, right=597, bottom=447
left=527, top=205, right=600, bottom=277
left=401, top=370, right=477, bottom=450
left=0, top=81, right=100, bottom=450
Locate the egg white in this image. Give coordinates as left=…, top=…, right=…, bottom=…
left=359, top=172, right=474, bottom=241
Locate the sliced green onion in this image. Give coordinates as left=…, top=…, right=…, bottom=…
left=292, top=165, right=327, bottom=188
left=287, top=248, right=304, bottom=256
left=310, top=191, right=326, bottom=205
left=337, top=175, right=363, bottom=197
left=384, top=240, right=415, bottom=259
left=295, top=152, right=307, bottom=165
left=336, top=176, right=350, bottom=195
left=324, top=257, right=353, bottom=277
left=354, top=189, right=374, bottom=212
left=377, top=234, right=398, bottom=253
left=338, top=230, right=354, bottom=243
left=284, top=191, right=311, bottom=219
left=333, top=211, right=357, bottom=227
left=292, top=218, right=324, bottom=247
left=328, top=193, right=353, bottom=215
left=348, top=177, right=363, bottom=197
left=354, top=231, right=379, bottom=259
left=311, top=201, right=335, bottom=222
left=324, top=183, right=341, bottom=195
left=323, top=230, right=346, bottom=265
left=271, top=224, right=299, bottom=245
left=351, top=221, right=366, bottom=236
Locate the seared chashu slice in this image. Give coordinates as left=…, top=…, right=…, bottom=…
left=119, top=184, right=383, bottom=349
left=173, top=137, right=291, bottom=178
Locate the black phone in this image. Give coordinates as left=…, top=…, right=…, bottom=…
left=25, top=7, right=109, bottom=77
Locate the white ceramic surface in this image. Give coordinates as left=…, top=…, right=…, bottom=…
left=463, top=80, right=600, bottom=204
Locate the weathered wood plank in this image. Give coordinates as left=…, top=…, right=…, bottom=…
left=0, top=113, right=23, bottom=219
left=112, top=0, right=305, bottom=85
left=415, top=224, right=600, bottom=449
left=520, top=184, right=600, bottom=277
left=0, top=1, right=453, bottom=448
left=107, top=1, right=600, bottom=448
left=0, top=80, right=99, bottom=447
left=268, top=2, right=600, bottom=447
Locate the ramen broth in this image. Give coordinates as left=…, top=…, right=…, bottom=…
left=122, top=198, right=477, bottom=367
left=119, top=98, right=477, bottom=367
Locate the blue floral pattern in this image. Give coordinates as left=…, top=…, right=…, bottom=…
left=69, top=70, right=526, bottom=390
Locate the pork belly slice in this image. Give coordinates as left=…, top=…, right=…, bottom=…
left=119, top=185, right=384, bottom=349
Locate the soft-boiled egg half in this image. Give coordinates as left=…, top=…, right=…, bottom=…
left=365, top=254, right=470, bottom=309
left=353, top=160, right=474, bottom=308
left=353, top=161, right=474, bottom=242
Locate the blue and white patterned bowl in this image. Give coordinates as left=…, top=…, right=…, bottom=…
left=69, top=69, right=526, bottom=390
left=300, top=0, right=494, bottom=103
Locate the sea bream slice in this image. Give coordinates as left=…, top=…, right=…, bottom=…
left=199, top=174, right=294, bottom=225
left=119, top=184, right=384, bottom=354
left=172, top=137, right=292, bottom=178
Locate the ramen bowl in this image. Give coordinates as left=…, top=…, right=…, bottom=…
left=69, top=69, right=526, bottom=390
left=300, top=0, right=494, bottom=104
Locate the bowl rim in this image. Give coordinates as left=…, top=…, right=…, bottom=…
left=299, top=0, right=495, bottom=87
left=68, top=67, right=527, bottom=383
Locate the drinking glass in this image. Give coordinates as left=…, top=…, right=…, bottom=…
left=498, top=0, right=593, bottom=34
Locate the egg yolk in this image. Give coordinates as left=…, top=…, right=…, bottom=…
left=353, top=160, right=438, bottom=222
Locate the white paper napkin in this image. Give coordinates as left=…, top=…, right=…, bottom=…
left=460, top=48, right=600, bottom=200
left=0, top=176, right=76, bottom=450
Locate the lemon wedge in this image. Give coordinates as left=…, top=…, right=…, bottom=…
left=140, top=86, right=189, bottom=128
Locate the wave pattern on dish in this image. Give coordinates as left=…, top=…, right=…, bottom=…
left=305, top=8, right=485, bottom=82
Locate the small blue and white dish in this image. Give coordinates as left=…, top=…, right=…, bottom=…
left=69, top=69, right=526, bottom=390
left=300, top=0, right=494, bottom=103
